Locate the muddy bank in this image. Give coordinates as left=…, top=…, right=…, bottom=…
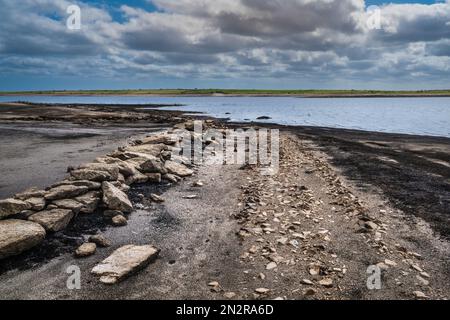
left=0, top=123, right=168, bottom=199
left=0, top=102, right=190, bottom=199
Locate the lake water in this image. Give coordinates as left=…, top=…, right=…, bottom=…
left=1, top=95, right=449, bottom=138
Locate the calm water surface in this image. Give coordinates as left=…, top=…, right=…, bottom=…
left=1, top=95, right=449, bottom=138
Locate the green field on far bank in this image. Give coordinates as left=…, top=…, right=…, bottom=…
left=1, top=89, right=450, bottom=96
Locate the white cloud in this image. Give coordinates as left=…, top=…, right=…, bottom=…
left=0, top=0, right=449, bottom=88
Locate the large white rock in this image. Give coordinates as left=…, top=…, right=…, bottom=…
left=102, top=182, right=133, bottom=213
left=44, top=185, right=89, bottom=201
left=164, top=161, right=194, bottom=177
left=91, top=245, right=160, bottom=284
left=0, top=199, right=32, bottom=219
left=29, top=209, right=74, bottom=232
left=0, top=219, right=46, bottom=259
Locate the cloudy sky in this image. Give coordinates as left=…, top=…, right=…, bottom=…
left=0, top=0, right=449, bottom=90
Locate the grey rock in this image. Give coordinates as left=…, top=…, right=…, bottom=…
left=70, top=169, right=117, bottom=182
left=14, top=188, right=46, bottom=201
left=25, top=197, right=46, bottom=211
left=0, top=219, right=46, bottom=259
left=53, top=199, right=84, bottom=213
left=0, top=199, right=32, bottom=219
left=75, top=243, right=97, bottom=258
left=112, top=215, right=128, bottom=226
left=29, top=209, right=74, bottom=232
left=44, top=185, right=89, bottom=201
left=139, top=159, right=168, bottom=175
left=91, top=245, right=160, bottom=284
left=75, top=191, right=101, bottom=214
left=52, top=180, right=101, bottom=191
left=164, top=161, right=194, bottom=177
left=89, top=234, right=111, bottom=248
left=102, top=182, right=133, bottom=213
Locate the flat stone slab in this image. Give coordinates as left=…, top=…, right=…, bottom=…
left=0, top=219, right=46, bottom=259
left=0, top=199, right=32, bottom=219
left=91, top=245, right=160, bottom=284
left=164, top=161, right=194, bottom=177
left=29, top=209, right=74, bottom=232
left=44, top=185, right=89, bottom=201
left=102, top=182, right=133, bottom=213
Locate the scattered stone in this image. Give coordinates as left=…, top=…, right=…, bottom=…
left=208, top=281, right=220, bottom=287
left=89, top=234, right=111, bottom=248
left=182, top=195, right=198, bottom=199
left=416, top=275, right=430, bottom=286
left=411, top=264, right=423, bottom=272
left=309, top=265, right=321, bottom=276
left=301, top=279, right=314, bottom=285
left=266, top=262, right=278, bottom=270
left=224, top=292, right=236, bottom=299
left=318, top=278, right=334, bottom=288
left=44, top=185, right=89, bottom=201
left=91, top=244, right=160, bottom=284
left=0, top=199, right=32, bottom=219
left=150, top=194, right=165, bottom=203
left=29, top=209, right=74, bottom=232
left=164, top=161, right=194, bottom=177
left=0, top=220, right=46, bottom=259
left=102, top=182, right=133, bottom=213
left=255, top=288, right=270, bottom=294
left=364, top=221, right=379, bottom=230
left=75, top=243, right=97, bottom=258
left=112, top=215, right=128, bottom=227
left=384, top=259, right=398, bottom=267
left=413, top=291, right=428, bottom=299
left=304, top=288, right=317, bottom=296
left=193, top=181, right=204, bottom=187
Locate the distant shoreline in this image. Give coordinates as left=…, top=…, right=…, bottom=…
left=1, top=89, right=450, bottom=98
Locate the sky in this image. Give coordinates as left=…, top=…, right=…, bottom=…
left=0, top=0, right=449, bottom=91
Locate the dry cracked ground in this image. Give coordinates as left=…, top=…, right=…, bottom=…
left=0, top=131, right=449, bottom=300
